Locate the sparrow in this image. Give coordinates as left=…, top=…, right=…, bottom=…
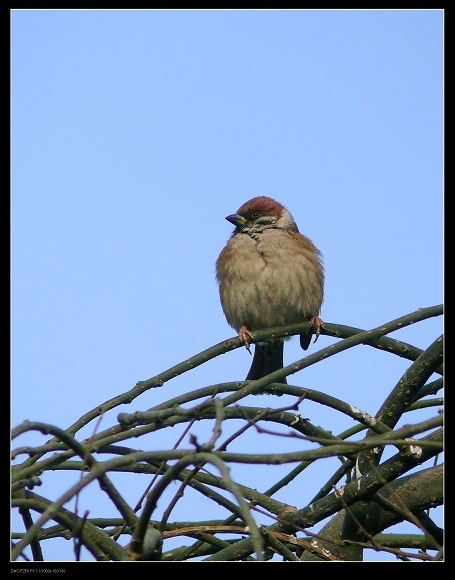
left=216, top=196, right=324, bottom=384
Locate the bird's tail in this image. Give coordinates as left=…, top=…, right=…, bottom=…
left=245, top=340, right=286, bottom=384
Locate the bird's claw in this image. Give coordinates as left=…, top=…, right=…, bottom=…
left=238, top=326, right=255, bottom=355
left=310, top=316, right=324, bottom=344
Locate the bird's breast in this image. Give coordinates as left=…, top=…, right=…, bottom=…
left=216, top=230, right=323, bottom=332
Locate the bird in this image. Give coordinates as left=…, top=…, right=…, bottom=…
left=216, top=196, right=324, bottom=384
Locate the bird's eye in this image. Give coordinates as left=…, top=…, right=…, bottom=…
left=251, top=210, right=260, bottom=219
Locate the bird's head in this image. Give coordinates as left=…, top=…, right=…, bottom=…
left=225, top=196, right=299, bottom=233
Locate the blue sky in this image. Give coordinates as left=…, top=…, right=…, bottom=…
left=11, top=9, right=443, bottom=562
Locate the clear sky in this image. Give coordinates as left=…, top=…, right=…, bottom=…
left=11, top=9, right=443, bottom=562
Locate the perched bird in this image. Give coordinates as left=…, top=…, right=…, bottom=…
left=216, top=196, right=324, bottom=383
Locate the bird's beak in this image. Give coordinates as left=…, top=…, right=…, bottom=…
left=225, top=213, right=247, bottom=228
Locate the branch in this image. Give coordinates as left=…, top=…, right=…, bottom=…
left=299, top=464, right=443, bottom=560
